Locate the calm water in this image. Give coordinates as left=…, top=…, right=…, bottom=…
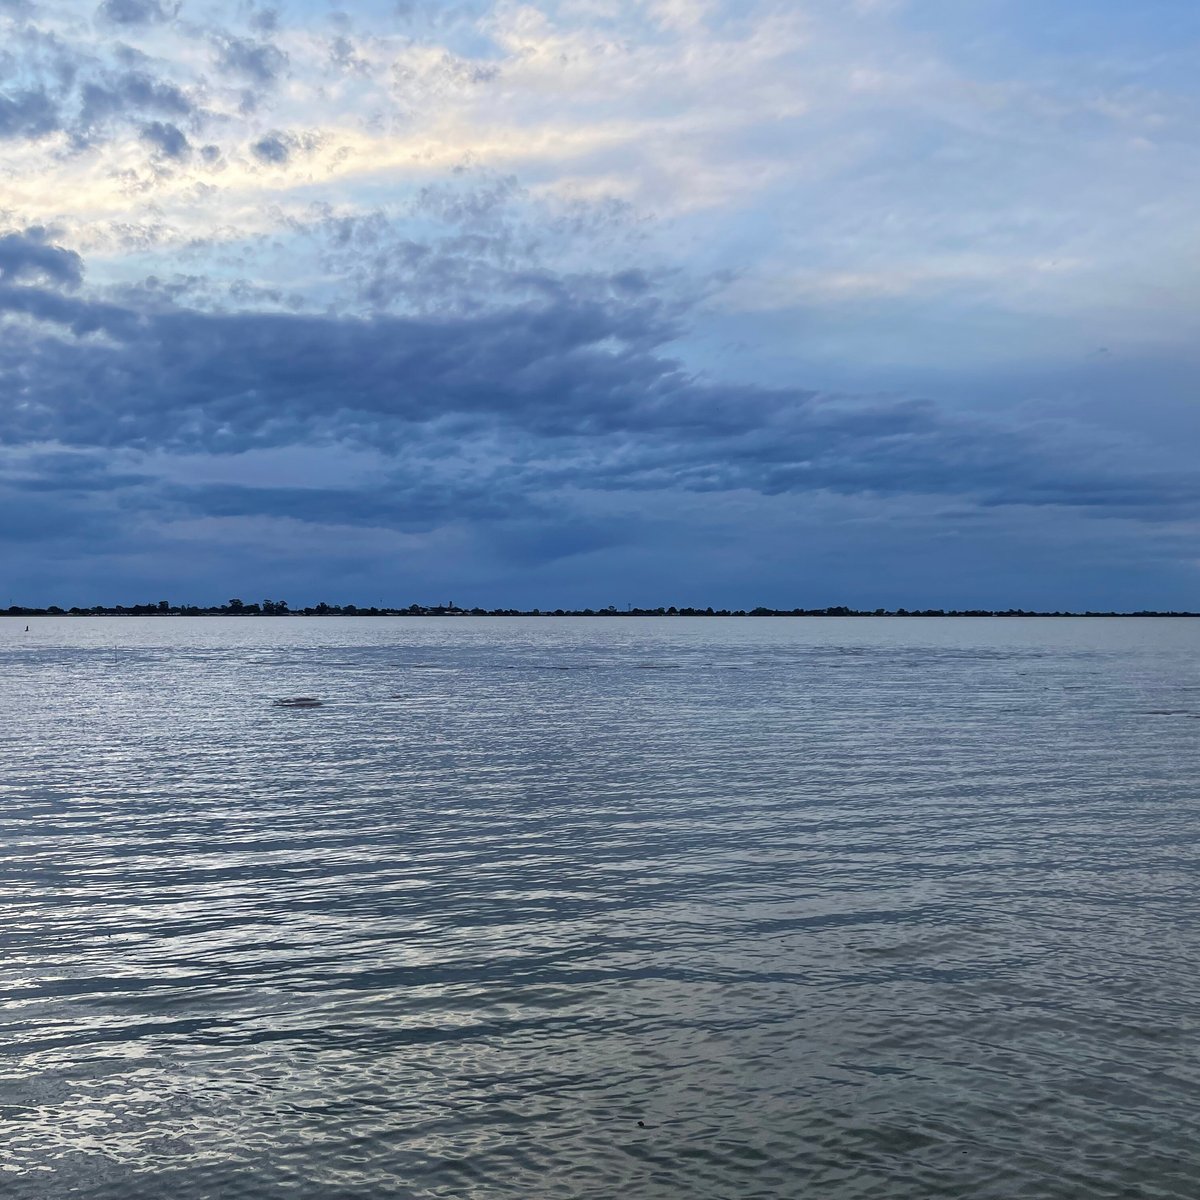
left=2, top=616, right=1199, bottom=1199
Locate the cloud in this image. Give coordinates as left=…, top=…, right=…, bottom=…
left=248, top=7, right=279, bottom=35
left=97, top=0, right=175, bottom=25
left=162, top=477, right=540, bottom=532
left=1, top=448, right=153, bottom=493
left=0, top=234, right=1191, bottom=537
left=0, top=227, right=83, bottom=287
left=0, top=88, right=59, bottom=140
left=140, top=119, right=189, bottom=159
left=2, top=0, right=1199, bottom=605
left=78, top=70, right=191, bottom=130
left=250, top=130, right=291, bottom=164
left=0, top=22, right=197, bottom=162
left=213, top=34, right=288, bottom=87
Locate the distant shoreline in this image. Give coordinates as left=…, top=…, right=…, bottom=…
left=6, top=605, right=1200, bottom=619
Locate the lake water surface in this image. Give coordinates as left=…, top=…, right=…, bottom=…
left=2, top=616, right=1199, bottom=1198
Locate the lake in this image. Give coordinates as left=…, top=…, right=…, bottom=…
left=2, top=616, right=1198, bottom=1198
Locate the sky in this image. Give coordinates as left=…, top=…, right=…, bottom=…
left=3, top=0, right=1199, bottom=610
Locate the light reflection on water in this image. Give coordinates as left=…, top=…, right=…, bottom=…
left=2, top=616, right=1199, bottom=1198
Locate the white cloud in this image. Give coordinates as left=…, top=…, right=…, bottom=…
left=2, top=0, right=1198, bottom=365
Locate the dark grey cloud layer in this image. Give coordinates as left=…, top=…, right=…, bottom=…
left=3, top=222, right=1198, bottom=609
left=0, top=227, right=83, bottom=286
left=0, top=225, right=1185, bottom=534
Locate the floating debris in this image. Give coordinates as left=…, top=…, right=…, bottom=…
left=273, top=696, right=324, bottom=708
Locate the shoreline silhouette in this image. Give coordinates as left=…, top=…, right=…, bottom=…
left=5, top=600, right=1199, bottom=619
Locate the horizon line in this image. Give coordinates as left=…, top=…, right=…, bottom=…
left=6, top=603, right=1200, bottom=619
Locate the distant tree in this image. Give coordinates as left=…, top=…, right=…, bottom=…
left=228, top=598, right=244, bottom=611
left=158, top=600, right=169, bottom=612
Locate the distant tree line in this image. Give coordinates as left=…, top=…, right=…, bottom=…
left=4, top=600, right=1199, bottom=618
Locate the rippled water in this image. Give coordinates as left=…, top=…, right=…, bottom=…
left=2, top=616, right=1199, bottom=1198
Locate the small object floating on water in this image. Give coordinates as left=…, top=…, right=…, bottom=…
left=273, top=696, right=324, bottom=708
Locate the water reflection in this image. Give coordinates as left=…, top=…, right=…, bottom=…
left=1, top=618, right=1199, bottom=1197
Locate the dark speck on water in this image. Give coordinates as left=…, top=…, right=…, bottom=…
left=2, top=615, right=1200, bottom=1199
